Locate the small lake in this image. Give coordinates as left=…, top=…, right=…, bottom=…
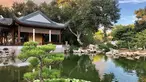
left=0, top=54, right=146, bottom=82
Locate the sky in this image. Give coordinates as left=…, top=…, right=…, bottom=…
left=117, top=0, right=146, bottom=25
left=0, top=0, right=146, bottom=25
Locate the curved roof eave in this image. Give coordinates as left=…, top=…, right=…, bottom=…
left=13, top=15, right=67, bottom=29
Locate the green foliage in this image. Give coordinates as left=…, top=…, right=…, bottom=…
left=0, top=5, right=11, bottom=18
left=116, top=40, right=128, bottom=48
left=134, top=7, right=146, bottom=32
left=24, top=72, right=38, bottom=81
left=12, top=0, right=39, bottom=17
left=82, top=30, right=95, bottom=47
left=69, top=45, right=79, bottom=53
left=112, top=25, right=135, bottom=41
left=98, top=42, right=117, bottom=52
left=101, top=73, right=115, bottom=82
left=0, top=0, right=120, bottom=46
left=42, top=67, right=61, bottom=79
left=106, top=42, right=117, bottom=49
left=98, top=43, right=110, bottom=52
left=28, top=57, right=39, bottom=67
left=133, top=29, right=146, bottom=49
left=43, top=53, right=64, bottom=65
left=111, top=25, right=135, bottom=48
left=18, top=42, right=64, bottom=82
left=39, top=0, right=120, bottom=46
left=94, top=30, right=104, bottom=43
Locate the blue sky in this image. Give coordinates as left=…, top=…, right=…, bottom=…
left=117, top=0, right=146, bottom=25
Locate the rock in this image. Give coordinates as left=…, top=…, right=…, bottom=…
left=106, top=51, right=112, bottom=55
left=73, top=50, right=81, bottom=53
left=135, top=56, right=140, bottom=59
left=138, top=48, right=143, bottom=50
left=126, top=57, right=134, bottom=60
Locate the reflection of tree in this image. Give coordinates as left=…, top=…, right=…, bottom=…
left=61, top=55, right=115, bottom=82
left=101, top=73, right=116, bottom=82
left=62, top=55, right=100, bottom=82
left=0, top=66, right=29, bottom=82
left=113, top=58, right=146, bottom=82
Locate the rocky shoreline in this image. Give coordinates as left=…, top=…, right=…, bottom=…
left=106, top=49, right=146, bottom=60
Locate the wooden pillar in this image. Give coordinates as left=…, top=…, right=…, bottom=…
left=49, top=30, right=51, bottom=42
left=33, top=29, right=35, bottom=42
left=18, top=27, right=21, bottom=45
left=59, top=31, right=61, bottom=43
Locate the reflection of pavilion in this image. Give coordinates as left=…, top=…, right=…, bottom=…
left=0, top=11, right=67, bottom=45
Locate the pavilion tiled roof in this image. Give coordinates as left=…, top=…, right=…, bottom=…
left=0, top=18, right=13, bottom=26
left=0, top=11, right=68, bottom=29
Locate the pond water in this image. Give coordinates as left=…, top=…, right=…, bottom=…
left=0, top=54, right=146, bottom=82
left=61, top=54, right=146, bottom=82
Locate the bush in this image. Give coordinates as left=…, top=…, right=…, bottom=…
left=106, top=42, right=117, bottom=49
left=98, top=42, right=117, bottom=52
left=98, top=43, right=110, bottom=52
left=69, top=45, right=79, bottom=53
left=117, top=41, right=128, bottom=48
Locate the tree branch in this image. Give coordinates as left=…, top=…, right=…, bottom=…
left=68, top=26, right=77, bottom=37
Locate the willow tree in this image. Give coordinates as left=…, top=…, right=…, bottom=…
left=18, top=42, right=64, bottom=82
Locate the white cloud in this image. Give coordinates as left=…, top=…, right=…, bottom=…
left=119, top=0, right=146, bottom=4
left=116, top=15, right=137, bottom=25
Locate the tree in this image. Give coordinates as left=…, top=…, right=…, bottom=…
left=12, top=0, right=39, bottom=17
left=59, top=0, right=120, bottom=45
left=90, top=0, right=120, bottom=41
left=18, top=42, right=64, bottom=82
left=134, top=30, right=146, bottom=49
left=135, top=8, right=146, bottom=32
left=111, top=25, right=135, bottom=49
left=39, top=2, right=63, bottom=22
left=94, top=30, right=104, bottom=43
left=0, top=5, right=11, bottom=18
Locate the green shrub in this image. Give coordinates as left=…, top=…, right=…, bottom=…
left=98, top=43, right=110, bottom=52
left=117, top=41, right=128, bottom=48
left=106, top=42, right=117, bottom=49
left=98, top=42, right=117, bottom=52
left=69, top=45, right=79, bottom=53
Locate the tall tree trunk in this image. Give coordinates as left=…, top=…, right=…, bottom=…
left=39, top=59, right=43, bottom=82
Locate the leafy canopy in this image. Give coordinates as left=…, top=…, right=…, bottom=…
left=18, top=42, right=64, bottom=82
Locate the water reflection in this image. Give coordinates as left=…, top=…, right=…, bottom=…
left=62, top=54, right=115, bottom=82
left=114, top=58, right=146, bottom=82
left=93, top=55, right=138, bottom=82
left=0, top=66, right=28, bottom=82
left=0, top=54, right=146, bottom=82
left=63, top=54, right=146, bottom=82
